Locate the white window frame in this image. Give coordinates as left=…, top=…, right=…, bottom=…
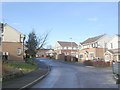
left=17, top=48, right=22, bottom=56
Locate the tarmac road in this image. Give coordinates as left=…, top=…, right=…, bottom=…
left=31, top=58, right=119, bottom=88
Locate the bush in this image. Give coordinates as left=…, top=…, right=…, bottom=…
left=83, top=60, right=93, bottom=66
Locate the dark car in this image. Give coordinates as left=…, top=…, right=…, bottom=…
left=112, top=61, right=120, bottom=84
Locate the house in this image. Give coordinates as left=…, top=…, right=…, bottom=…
left=79, top=34, right=111, bottom=61
left=104, top=34, right=120, bottom=62
left=1, top=23, right=25, bottom=61
left=36, top=49, right=55, bottom=58
left=54, top=41, right=78, bottom=57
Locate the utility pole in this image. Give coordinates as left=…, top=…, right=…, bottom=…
left=70, top=38, right=72, bottom=61
left=78, top=43, right=80, bottom=62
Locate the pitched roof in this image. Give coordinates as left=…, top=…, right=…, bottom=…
left=81, top=34, right=106, bottom=45
left=57, top=41, right=78, bottom=47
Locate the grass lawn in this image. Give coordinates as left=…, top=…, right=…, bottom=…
left=2, top=59, right=38, bottom=82
left=3, top=59, right=38, bottom=75
left=7, top=63, right=37, bottom=74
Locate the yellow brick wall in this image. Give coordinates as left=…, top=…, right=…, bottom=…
left=2, top=42, right=23, bottom=61
left=79, top=48, right=105, bottom=61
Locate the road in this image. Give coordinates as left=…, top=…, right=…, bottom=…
left=31, top=58, right=119, bottom=88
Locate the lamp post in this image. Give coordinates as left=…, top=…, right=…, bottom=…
left=70, top=38, right=72, bottom=61
left=0, top=23, right=4, bottom=61
left=78, top=44, right=80, bottom=62
left=20, top=34, right=26, bottom=61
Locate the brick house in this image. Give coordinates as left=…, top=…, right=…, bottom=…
left=54, top=41, right=78, bottom=57
left=104, top=35, right=120, bottom=63
left=79, top=34, right=111, bottom=61
left=36, top=49, right=55, bottom=58
left=1, top=23, right=25, bottom=61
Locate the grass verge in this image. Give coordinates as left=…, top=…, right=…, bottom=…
left=2, top=59, right=38, bottom=82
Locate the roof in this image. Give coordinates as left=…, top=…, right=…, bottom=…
left=107, top=49, right=120, bottom=54
left=57, top=41, right=78, bottom=47
left=81, top=34, right=106, bottom=45
left=37, top=49, right=54, bottom=51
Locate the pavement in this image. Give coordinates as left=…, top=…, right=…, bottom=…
left=2, top=58, right=50, bottom=90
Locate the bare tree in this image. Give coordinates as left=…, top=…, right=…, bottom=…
left=25, top=30, right=49, bottom=58
left=38, top=32, right=49, bottom=49
left=47, top=45, right=52, bottom=49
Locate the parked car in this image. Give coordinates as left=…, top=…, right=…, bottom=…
left=112, top=60, right=120, bottom=84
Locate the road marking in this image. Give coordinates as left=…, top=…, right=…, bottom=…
left=18, top=65, right=50, bottom=90
left=85, top=66, right=95, bottom=68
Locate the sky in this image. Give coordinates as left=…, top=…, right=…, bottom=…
left=1, top=2, right=118, bottom=48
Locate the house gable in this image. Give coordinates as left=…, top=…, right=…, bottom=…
left=54, top=41, right=62, bottom=50
left=3, top=24, right=24, bottom=43
left=107, top=35, right=120, bottom=49
left=80, top=34, right=111, bottom=49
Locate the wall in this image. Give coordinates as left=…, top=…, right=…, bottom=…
left=2, top=42, right=23, bottom=61
left=107, top=35, right=120, bottom=49
left=96, top=48, right=105, bottom=58
left=3, top=24, right=23, bottom=42
left=55, top=54, right=65, bottom=60
left=79, top=48, right=105, bottom=61
left=97, top=35, right=111, bottom=48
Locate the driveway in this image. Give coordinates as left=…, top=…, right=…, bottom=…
left=31, top=58, right=119, bottom=88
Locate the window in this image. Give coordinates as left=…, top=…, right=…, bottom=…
left=67, top=52, right=69, bottom=55
left=64, top=47, right=67, bottom=49
left=80, top=54, right=83, bottom=58
left=111, top=43, right=113, bottom=49
left=68, top=47, right=72, bottom=49
left=87, top=45, right=90, bottom=48
left=0, top=23, right=4, bottom=33
left=118, top=41, right=120, bottom=48
left=104, top=43, right=107, bottom=48
left=119, top=55, right=120, bottom=60
left=17, top=48, right=21, bottom=55
left=92, top=43, right=96, bottom=48
left=95, top=42, right=98, bottom=48
left=73, top=47, right=76, bottom=50
left=92, top=44, right=94, bottom=47
left=89, top=52, right=94, bottom=59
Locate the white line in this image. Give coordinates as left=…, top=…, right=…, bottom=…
left=18, top=65, right=50, bottom=90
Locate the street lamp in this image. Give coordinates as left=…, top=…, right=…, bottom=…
left=20, top=34, right=26, bottom=60
left=78, top=44, right=80, bottom=62
left=70, top=38, right=72, bottom=61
